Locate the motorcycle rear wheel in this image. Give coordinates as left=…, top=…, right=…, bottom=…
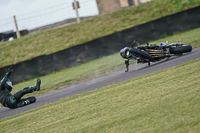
left=170, top=45, right=192, bottom=54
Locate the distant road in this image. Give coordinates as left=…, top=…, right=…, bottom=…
left=0, top=47, right=200, bottom=119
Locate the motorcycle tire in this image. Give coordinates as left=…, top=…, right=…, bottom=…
left=130, top=48, right=153, bottom=61
left=170, top=45, right=192, bottom=54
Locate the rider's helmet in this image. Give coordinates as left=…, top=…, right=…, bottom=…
left=120, top=47, right=128, bottom=59
left=5, top=79, right=12, bottom=92
left=160, top=42, right=166, bottom=46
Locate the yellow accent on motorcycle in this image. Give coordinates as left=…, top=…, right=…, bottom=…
left=126, top=51, right=129, bottom=56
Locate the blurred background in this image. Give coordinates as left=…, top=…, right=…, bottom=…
left=0, top=0, right=150, bottom=41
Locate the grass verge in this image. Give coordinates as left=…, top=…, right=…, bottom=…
left=0, top=0, right=199, bottom=68
left=0, top=58, right=200, bottom=133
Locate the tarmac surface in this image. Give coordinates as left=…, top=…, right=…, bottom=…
left=0, top=47, right=200, bottom=119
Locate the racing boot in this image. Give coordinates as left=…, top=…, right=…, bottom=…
left=14, top=96, right=36, bottom=108
left=24, top=96, right=36, bottom=104
left=35, top=78, right=41, bottom=91
left=24, top=79, right=41, bottom=92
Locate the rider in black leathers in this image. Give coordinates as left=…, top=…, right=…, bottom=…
left=0, top=67, right=41, bottom=109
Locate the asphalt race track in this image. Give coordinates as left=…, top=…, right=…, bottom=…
left=0, top=47, right=200, bottom=119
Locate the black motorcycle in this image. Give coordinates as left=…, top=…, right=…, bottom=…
left=120, top=41, right=192, bottom=72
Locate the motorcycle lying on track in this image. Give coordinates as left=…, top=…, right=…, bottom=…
left=120, top=41, right=192, bottom=72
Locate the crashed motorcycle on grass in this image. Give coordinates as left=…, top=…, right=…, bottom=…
left=120, top=41, right=192, bottom=72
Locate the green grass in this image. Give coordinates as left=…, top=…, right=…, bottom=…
left=0, top=0, right=199, bottom=68
left=0, top=58, right=200, bottom=133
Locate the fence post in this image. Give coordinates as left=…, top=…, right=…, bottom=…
left=13, top=15, right=21, bottom=39
left=73, top=0, right=81, bottom=23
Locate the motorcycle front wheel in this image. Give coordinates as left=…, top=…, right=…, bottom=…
left=130, top=48, right=153, bottom=61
